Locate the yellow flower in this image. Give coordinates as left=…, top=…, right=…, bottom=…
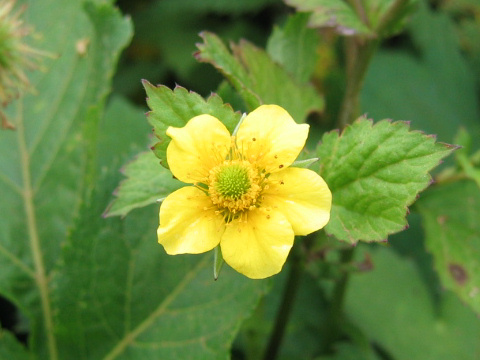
left=157, top=105, right=332, bottom=279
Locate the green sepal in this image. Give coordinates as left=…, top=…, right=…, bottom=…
left=292, top=157, right=319, bottom=169
left=143, top=81, right=241, bottom=168
left=214, top=245, right=225, bottom=280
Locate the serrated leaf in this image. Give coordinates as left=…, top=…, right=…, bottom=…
left=0, top=329, right=30, bottom=360
left=284, top=0, right=372, bottom=36
left=317, top=118, right=454, bottom=243
left=0, top=1, right=132, bottom=358
left=105, top=151, right=183, bottom=217
left=196, top=32, right=324, bottom=122
left=54, top=171, right=269, bottom=360
left=266, top=13, right=319, bottom=83
left=143, top=81, right=242, bottom=167
left=417, top=180, right=480, bottom=315
left=346, top=246, right=480, bottom=360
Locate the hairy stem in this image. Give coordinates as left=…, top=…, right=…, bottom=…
left=262, top=235, right=315, bottom=360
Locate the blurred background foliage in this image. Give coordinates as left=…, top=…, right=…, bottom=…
left=108, top=0, right=480, bottom=358
left=1, top=0, right=479, bottom=359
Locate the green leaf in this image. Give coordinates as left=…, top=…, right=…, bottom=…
left=143, top=81, right=242, bottom=167
left=284, top=0, right=373, bottom=36
left=104, top=151, right=183, bottom=217
left=363, top=0, right=418, bottom=37
left=317, top=117, right=454, bottom=243
left=266, top=13, right=319, bottom=83
left=0, top=329, right=30, bottom=360
left=345, top=246, right=480, bottom=360
left=196, top=32, right=325, bottom=122
left=54, top=172, right=269, bottom=360
left=97, top=95, right=152, bottom=171
left=417, top=180, right=480, bottom=315
left=361, top=2, right=480, bottom=144
left=0, top=1, right=132, bottom=357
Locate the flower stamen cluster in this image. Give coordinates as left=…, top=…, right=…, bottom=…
left=207, top=156, right=264, bottom=218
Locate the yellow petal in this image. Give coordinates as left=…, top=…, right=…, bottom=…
left=236, top=105, right=309, bottom=173
left=158, top=186, right=225, bottom=254
left=166, top=114, right=231, bottom=183
left=220, top=208, right=294, bottom=279
left=262, top=167, right=332, bottom=236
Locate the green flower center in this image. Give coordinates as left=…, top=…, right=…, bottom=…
left=207, top=160, right=263, bottom=216
left=215, top=164, right=251, bottom=200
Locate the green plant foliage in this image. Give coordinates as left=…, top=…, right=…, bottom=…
left=127, top=0, right=277, bottom=94
left=0, top=329, right=30, bottom=360
left=417, top=180, right=480, bottom=315
left=104, top=151, right=183, bottom=217
left=1, top=0, right=479, bottom=358
left=266, top=13, right=319, bottom=84
left=363, top=0, right=418, bottom=36
left=196, top=32, right=325, bottom=122
left=53, top=172, right=269, bottom=360
left=284, top=0, right=372, bottom=35
left=0, top=1, right=132, bottom=357
left=345, top=246, right=480, bottom=359
left=143, top=81, right=242, bottom=167
left=361, top=2, right=480, bottom=143
left=317, top=118, right=454, bottom=243
left=96, top=95, right=152, bottom=171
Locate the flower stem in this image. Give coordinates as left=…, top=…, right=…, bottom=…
left=338, top=38, right=377, bottom=129
left=324, top=247, right=355, bottom=351
left=337, top=0, right=411, bottom=129
left=262, top=240, right=306, bottom=360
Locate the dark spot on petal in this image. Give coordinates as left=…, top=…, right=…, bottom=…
left=252, top=137, right=256, bottom=141
left=449, top=263, right=468, bottom=286
left=280, top=181, right=284, bottom=185
left=279, top=164, right=284, bottom=168
left=266, top=215, right=271, bottom=219
left=274, top=155, right=278, bottom=159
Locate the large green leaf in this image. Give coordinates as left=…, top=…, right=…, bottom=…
left=0, top=0, right=132, bottom=358
left=317, top=118, right=454, bottom=243
left=266, top=13, right=319, bottom=84
left=345, top=246, right=480, bottom=359
left=417, top=180, right=480, bottom=315
left=361, top=2, right=480, bottom=144
left=284, top=0, right=372, bottom=36
left=54, top=171, right=269, bottom=360
left=143, top=81, right=242, bottom=167
left=196, top=32, right=324, bottom=122
left=104, top=151, right=183, bottom=217
left=0, top=329, right=30, bottom=360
